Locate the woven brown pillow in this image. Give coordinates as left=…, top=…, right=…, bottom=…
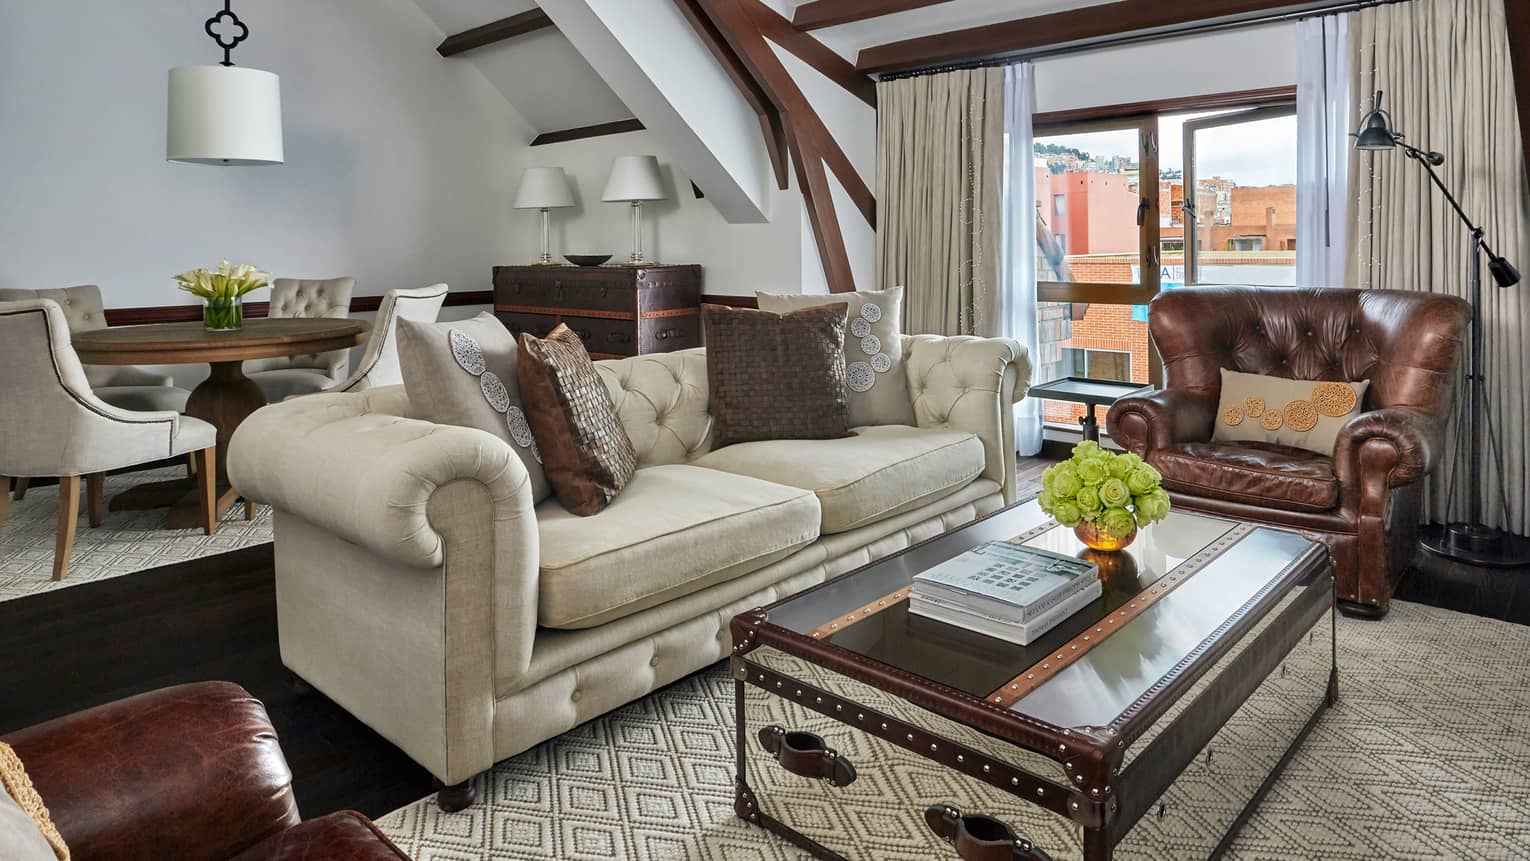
left=703, top=303, right=853, bottom=448
left=517, top=324, right=637, bottom=516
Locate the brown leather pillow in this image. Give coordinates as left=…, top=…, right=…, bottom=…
left=703, top=303, right=854, bottom=448
left=517, top=324, right=637, bottom=516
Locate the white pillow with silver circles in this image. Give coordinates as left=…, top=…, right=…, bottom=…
left=449, top=329, right=486, bottom=376
left=480, top=371, right=511, bottom=413
left=859, top=302, right=882, bottom=323
left=860, top=334, right=881, bottom=356
left=506, top=406, right=535, bottom=448
left=847, top=361, right=876, bottom=393
left=849, top=317, right=871, bottom=338
left=870, top=352, right=892, bottom=374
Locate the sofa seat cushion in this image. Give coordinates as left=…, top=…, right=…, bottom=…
left=537, top=464, right=821, bottom=629
left=691, top=425, right=985, bottom=534
left=1150, top=441, right=1339, bottom=513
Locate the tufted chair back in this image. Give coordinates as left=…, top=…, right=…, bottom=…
left=594, top=348, right=712, bottom=467
left=245, top=277, right=356, bottom=376
left=0, top=285, right=107, bottom=333
left=334, top=284, right=448, bottom=392
left=1149, top=286, right=1470, bottom=417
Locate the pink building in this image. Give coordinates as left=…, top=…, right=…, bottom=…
left=1044, top=172, right=1139, bottom=256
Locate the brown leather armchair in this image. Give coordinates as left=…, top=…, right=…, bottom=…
left=1107, top=286, right=1469, bottom=618
left=1, top=682, right=409, bottom=861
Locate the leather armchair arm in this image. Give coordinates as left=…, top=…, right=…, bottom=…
left=902, top=334, right=1032, bottom=502
left=1106, top=388, right=1218, bottom=455
left=1332, top=407, right=1439, bottom=489
left=2, top=682, right=300, bottom=861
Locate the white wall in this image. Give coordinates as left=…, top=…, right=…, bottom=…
left=512, top=130, right=802, bottom=296
left=0, top=0, right=533, bottom=309
left=1033, top=23, right=1299, bottom=113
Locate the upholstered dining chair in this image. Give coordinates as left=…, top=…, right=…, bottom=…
left=330, top=283, right=448, bottom=393
left=243, top=277, right=356, bottom=401
left=0, top=285, right=192, bottom=413
left=0, top=300, right=220, bottom=580
left=1106, top=286, right=1470, bottom=619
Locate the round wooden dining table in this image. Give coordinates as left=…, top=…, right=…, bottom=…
left=71, top=317, right=369, bottom=527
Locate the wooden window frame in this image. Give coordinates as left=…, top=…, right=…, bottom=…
left=1035, top=115, right=1160, bottom=307
left=1181, top=102, right=1297, bottom=284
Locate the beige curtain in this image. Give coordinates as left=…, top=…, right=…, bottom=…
left=1347, top=0, right=1530, bottom=534
left=876, top=68, right=1005, bottom=337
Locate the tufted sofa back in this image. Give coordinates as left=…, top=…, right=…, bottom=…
left=595, top=348, right=713, bottom=466
left=1149, top=286, right=1470, bottom=416
left=246, top=277, right=356, bottom=375
left=0, top=285, right=107, bottom=333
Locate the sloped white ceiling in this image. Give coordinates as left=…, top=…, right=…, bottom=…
left=410, top=0, right=634, bottom=133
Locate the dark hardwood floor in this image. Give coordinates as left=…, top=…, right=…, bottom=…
left=1398, top=548, right=1530, bottom=625
left=0, top=545, right=434, bottom=821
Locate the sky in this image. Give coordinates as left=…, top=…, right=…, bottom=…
left=1037, top=111, right=1299, bottom=187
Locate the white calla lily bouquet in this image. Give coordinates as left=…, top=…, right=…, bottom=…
left=175, top=260, right=270, bottom=331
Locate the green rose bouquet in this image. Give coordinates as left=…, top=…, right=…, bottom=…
left=1038, top=441, right=1170, bottom=549
left=175, top=260, right=271, bottom=331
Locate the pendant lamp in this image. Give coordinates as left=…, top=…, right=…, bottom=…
left=167, top=1, right=284, bottom=165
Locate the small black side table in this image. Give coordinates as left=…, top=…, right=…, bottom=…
left=1027, top=376, right=1149, bottom=442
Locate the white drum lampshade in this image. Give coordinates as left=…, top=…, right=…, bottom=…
left=600, top=155, right=667, bottom=202
left=513, top=167, right=575, bottom=210
left=167, top=65, right=284, bottom=165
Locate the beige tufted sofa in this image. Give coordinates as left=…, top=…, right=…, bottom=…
left=227, top=334, right=1030, bottom=809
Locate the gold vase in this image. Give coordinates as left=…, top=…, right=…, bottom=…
left=1074, top=520, right=1137, bottom=552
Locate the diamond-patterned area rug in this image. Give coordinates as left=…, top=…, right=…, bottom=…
left=378, top=601, right=1530, bottom=860
left=0, top=467, right=272, bottom=603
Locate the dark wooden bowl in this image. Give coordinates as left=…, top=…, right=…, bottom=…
left=565, top=253, right=613, bottom=267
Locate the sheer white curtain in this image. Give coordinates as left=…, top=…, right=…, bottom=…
left=1296, top=14, right=1352, bottom=288
left=1000, top=63, right=1042, bottom=456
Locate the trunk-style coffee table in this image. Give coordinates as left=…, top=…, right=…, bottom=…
left=730, top=500, right=1335, bottom=860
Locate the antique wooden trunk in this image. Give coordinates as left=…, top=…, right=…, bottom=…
left=730, top=506, right=1337, bottom=860
left=492, top=264, right=702, bottom=359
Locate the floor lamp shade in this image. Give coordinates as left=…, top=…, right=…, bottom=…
left=167, top=65, right=284, bottom=165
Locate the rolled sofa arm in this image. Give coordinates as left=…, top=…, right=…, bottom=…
left=902, top=334, right=1031, bottom=502
left=228, top=386, right=536, bottom=571
left=4, top=682, right=300, bottom=861
left=1332, top=406, right=1439, bottom=490
left=1107, top=389, right=1219, bottom=456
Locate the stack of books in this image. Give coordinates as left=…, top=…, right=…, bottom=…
left=909, top=541, right=1101, bottom=645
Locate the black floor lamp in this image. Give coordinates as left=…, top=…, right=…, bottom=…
left=1353, top=90, right=1530, bottom=567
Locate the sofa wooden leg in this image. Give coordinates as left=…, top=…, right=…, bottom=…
left=14, top=476, right=30, bottom=501
left=434, top=779, right=478, bottom=812
left=0, top=476, right=9, bottom=526
left=1337, top=599, right=1388, bottom=620
left=86, top=473, right=105, bottom=528
left=244, top=499, right=257, bottom=521
left=53, top=476, right=81, bottom=581
left=192, top=448, right=218, bottom=536
left=290, top=672, right=316, bottom=698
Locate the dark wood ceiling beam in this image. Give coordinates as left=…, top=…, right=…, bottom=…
left=745, top=0, right=877, bottom=107
left=793, top=0, right=954, bottom=31
left=673, top=0, right=791, bottom=189
left=529, top=119, right=645, bottom=147
left=437, top=10, right=554, bottom=57
left=1506, top=0, right=1530, bottom=174
left=856, top=0, right=1329, bottom=75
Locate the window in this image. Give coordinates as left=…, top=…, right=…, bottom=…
left=1029, top=90, right=1299, bottom=430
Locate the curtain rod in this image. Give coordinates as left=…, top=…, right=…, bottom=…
left=876, top=0, right=1407, bottom=81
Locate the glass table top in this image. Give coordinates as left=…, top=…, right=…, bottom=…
left=762, top=499, right=1320, bottom=730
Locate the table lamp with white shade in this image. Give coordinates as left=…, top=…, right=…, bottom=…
left=601, top=155, right=667, bottom=265
left=513, top=167, right=576, bottom=266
